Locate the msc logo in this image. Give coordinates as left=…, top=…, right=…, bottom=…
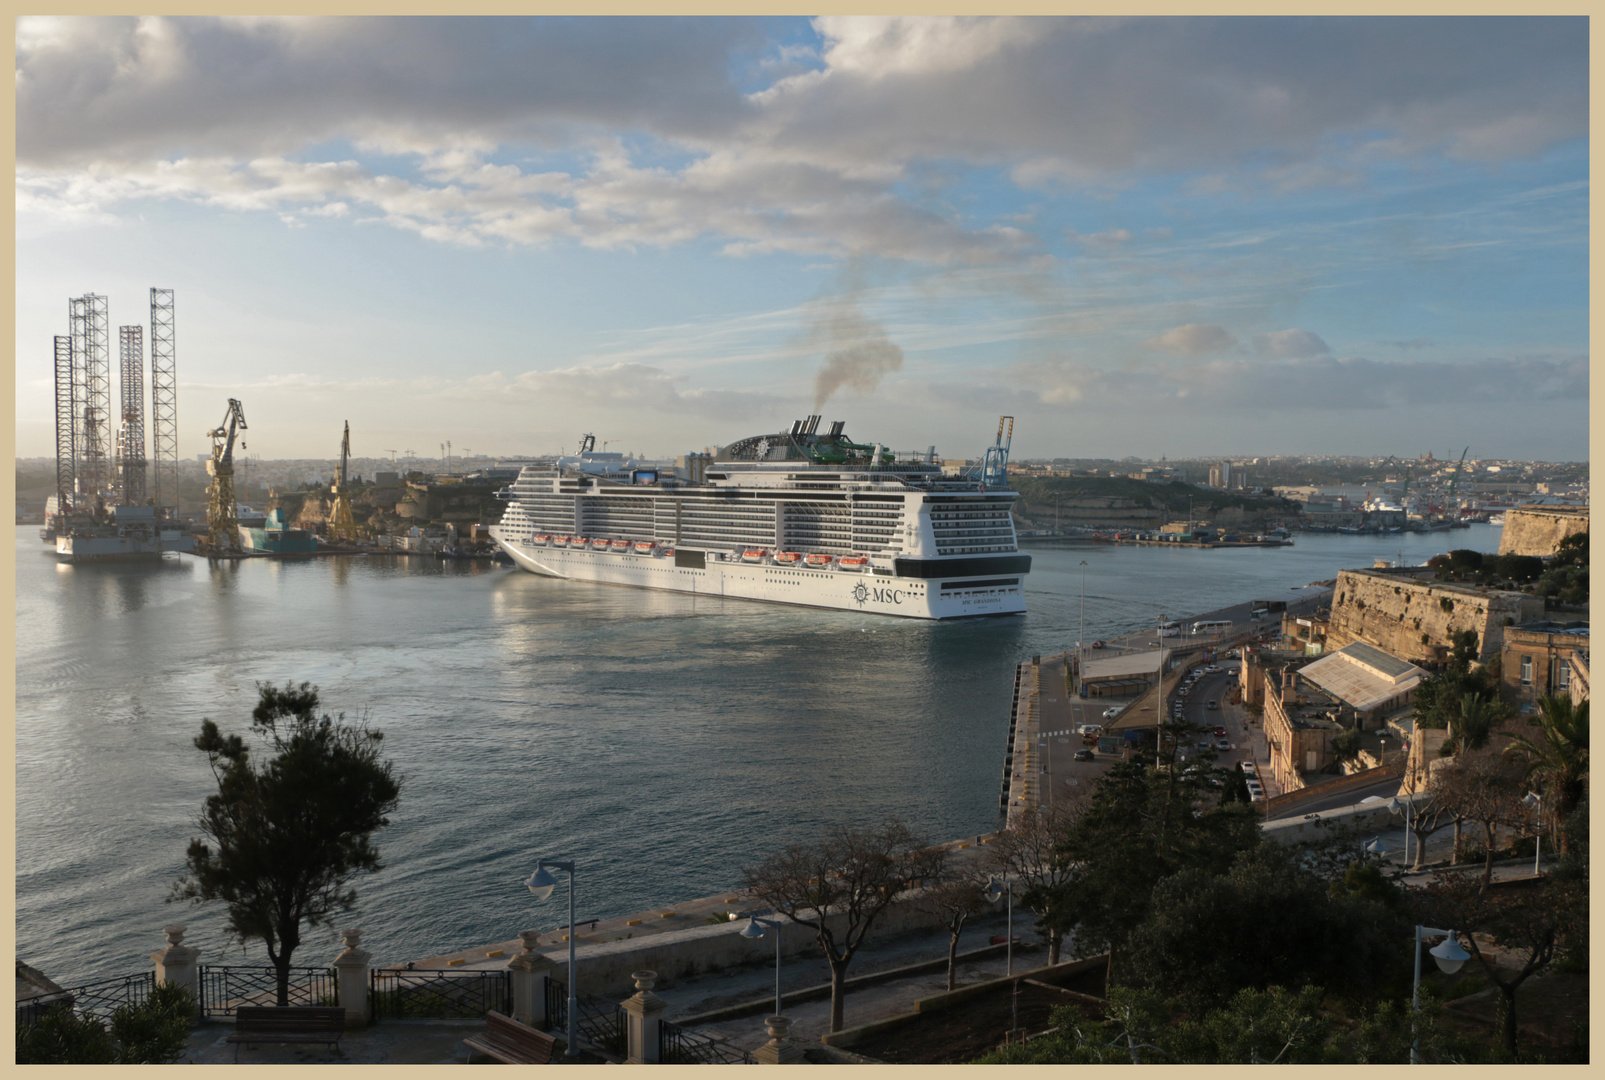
left=851, top=582, right=905, bottom=607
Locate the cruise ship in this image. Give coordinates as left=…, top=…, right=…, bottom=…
left=488, top=417, right=1030, bottom=618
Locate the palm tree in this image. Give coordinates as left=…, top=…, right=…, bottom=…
left=1440, top=692, right=1507, bottom=756
left=1503, top=695, right=1589, bottom=852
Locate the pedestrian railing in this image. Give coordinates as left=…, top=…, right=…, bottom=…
left=17, top=972, right=155, bottom=1027
left=659, top=1018, right=757, bottom=1064
left=197, top=965, right=338, bottom=1018
left=370, top=968, right=510, bottom=1019
left=544, top=977, right=626, bottom=1055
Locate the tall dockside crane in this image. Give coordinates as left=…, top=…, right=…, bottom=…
left=982, top=415, right=1014, bottom=490
left=1445, top=446, right=1470, bottom=516
left=205, top=399, right=247, bottom=552
left=329, top=421, right=357, bottom=541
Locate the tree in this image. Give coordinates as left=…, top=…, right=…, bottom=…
left=986, top=799, right=1085, bottom=965
left=1420, top=872, right=1583, bottom=1060
left=1503, top=695, right=1589, bottom=849
left=1049, top=758, right=1260, bottom=982
left=1119, top=845, right=1409, bottom=1013
left=1432, top=743, right=1526, bottom=891
left=17, top=983, right=196, bottom=1064
left=1440, top=692, right=1509, bottom=756
left=1331, top=727, right=1363, bottom=765
left=907, top=859, right=992, bottom=991
left=172, top=682, right=401, bottom=1006
left=742, top=817, right=938, bottom=1032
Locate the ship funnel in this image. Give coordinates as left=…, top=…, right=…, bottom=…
left=828, top=420, right=845, bottom=437
left=806, top=414, right=822, bottom=435
left=790, top=420, right=804, bottom=436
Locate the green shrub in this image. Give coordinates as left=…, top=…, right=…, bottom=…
left=17, top=983, right=195, bottom=1064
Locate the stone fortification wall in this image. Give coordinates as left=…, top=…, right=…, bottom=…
left=1497, top=506, right=1589, bottom=557
left=1326, top=570, right=1543, bottom=666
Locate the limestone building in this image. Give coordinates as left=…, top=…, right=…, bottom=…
left=1497, top=505, right=1588, bottom=557
left=1325, top=568, right=1544, bottom=667
left=1500, top=621, right=1589, bottom=712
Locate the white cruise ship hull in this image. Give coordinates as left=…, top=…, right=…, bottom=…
left=491, top=531, right=1025, bottom=619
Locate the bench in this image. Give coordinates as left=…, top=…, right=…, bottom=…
left=227, top=1006, right=346, bottom=1062
left=462, top=1010, right=559, bottom=1064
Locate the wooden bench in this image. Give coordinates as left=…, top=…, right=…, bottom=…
left=227, top=1006, right=346, bottom=1062
left=462, top=1010, right=559, bottom=1064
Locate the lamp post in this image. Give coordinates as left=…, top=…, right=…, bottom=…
left=1522, top=791, right=1543, bottom=875
left=525, top=859, right=580, bottom=1057
left=1078, top=560, right=1088, bottom=659
left=1411, top=926, right=1469, bottom=1064
left=738, top=913, right=785, bottom=1017
left=1389, top=795, right=1414, bottom=868
left=985, top=876, right=1014, bottom=976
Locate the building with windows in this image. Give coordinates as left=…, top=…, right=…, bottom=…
left=1500, top=621, right=1589, bottom=711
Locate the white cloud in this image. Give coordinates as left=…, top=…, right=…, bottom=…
left=1142, top=323, right=1238, bottom=356
left=13, top=16, right=1587, bottom=265
left=1252, top=328, right=1331, bottom=359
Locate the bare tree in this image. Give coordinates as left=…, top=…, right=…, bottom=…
left=1420, top=871, right=1580, bottom=1060
left=743, top=817, right=939, bottom=1033
left=988, top=797, right=1086, bottom=965
left=1432, top=742, right=1526, bottom=893
left=908, top=858, right=993, bottom=990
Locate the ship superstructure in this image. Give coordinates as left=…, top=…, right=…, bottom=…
left=488, top=417, right=1029, bottom=618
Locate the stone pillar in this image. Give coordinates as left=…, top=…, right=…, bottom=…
left=331, top=928, right=371, bottom=1030
left=753, top=1015, right=805, bottom=1064
left=621, top=969, right=666, bottom=1065
left=507, top=930, right=557, bottom=1028
left=150, top=925, right=201, bottom=1018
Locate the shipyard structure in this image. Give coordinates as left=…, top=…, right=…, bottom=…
left=490, top=416, right=1031, bottom=619
left=47, top=289, right=194, bottom=562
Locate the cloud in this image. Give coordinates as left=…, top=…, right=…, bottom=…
left=1252, top=328, right=1330, bottom=359
left=1012, top=352, right=1587, bottom=411
left=1142, top=323, right=1238, bottom=356
left=13, top=16, right=1588, bottom=264
left=1382, top=337, right=1434, bottom=350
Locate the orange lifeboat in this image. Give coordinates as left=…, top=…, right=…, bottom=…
left=634, top=541, right=656, bottom=554
left=610, top=539, right=630, bottom=551
left=804, top=553, right=833, bottom=567
left=774, top=551, right=801, bottom=565
left=571, top=536, right=588, bottom=547
left=660, top=547, right=676, bottom=558
left=838, top=555, right=869, bottom=570
left=533, top=534, right=551, bottom=545
left=742, top=548, right=768, bottom=563
left=592, top=538, right=612, bottom=550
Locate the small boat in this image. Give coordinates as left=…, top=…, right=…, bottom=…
left=610, top=539, right=630, bottom=550
left=634, top=541, right=656, bottom=553
left=571, top=536, right=589, bottom=547
left=1489, top=514, right=1506, bottom=526
left=742, top=548, right=768, bottom=563
left=804, top=553, right=834, bottom=567
left=593, top=538, right=613, bottom=550
left=532, top=534, right=551, bottom=545
left=839, top=555, right=868, bottom=570
left=774, top=551, right=801, bottom=565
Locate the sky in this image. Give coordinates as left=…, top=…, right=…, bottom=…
left=14, top=16, right=1590, bottom=464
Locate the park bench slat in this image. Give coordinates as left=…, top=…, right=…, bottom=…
left=463, top=1010, right=558, bottom=1064
left=228, top=1006, right=345, bottom=1062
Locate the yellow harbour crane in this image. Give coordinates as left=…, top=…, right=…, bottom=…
left=205, top=398, right=247, bottom=552
left=329, top=420, right=357, bottom=542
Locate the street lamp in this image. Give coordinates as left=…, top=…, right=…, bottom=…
left=1389, top=795, right=1415, bottom=868
left=525, top=859, right=580, bottom=1057
left=737, top=913, right=786, bottom=1017
left=1411, top=926, right=1469, bottom=1064
left=1522, top=791, right=1543, bottom=875
left=1078, top=560, right=1088, bottom=658
left=984, top=876, right=1015, bottom=976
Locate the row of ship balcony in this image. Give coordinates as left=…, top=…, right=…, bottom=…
left=520, top=533, right=889, bottom=570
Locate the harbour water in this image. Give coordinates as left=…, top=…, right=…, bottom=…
left=15, top=524, right=1503, bottom=981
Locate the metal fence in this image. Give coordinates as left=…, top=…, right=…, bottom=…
left=197, top=965, right=339, bottom=1018
left=544, top=978, right=626, bottom=1056
left=17, top=972, right=155, bottom=1027
left=370, top=969, right=510, bottom=1020
left=660, top=1018, right=757, bottom=1064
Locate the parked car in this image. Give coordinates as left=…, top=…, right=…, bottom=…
left=1073, top=748, right=1095, bottom=762
left=1216, top=739, right=1231, bottom=751
left=1206, top=700, right=1218, bottom=710
left=1102, top=707, right=1121, bottom=719
left=1213, top=725, right=1228, bottom=736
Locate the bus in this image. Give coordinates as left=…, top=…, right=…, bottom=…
left=1157, top=620, right=1181, bottom=638
left=1192, top=619, right=1232, bottom=635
